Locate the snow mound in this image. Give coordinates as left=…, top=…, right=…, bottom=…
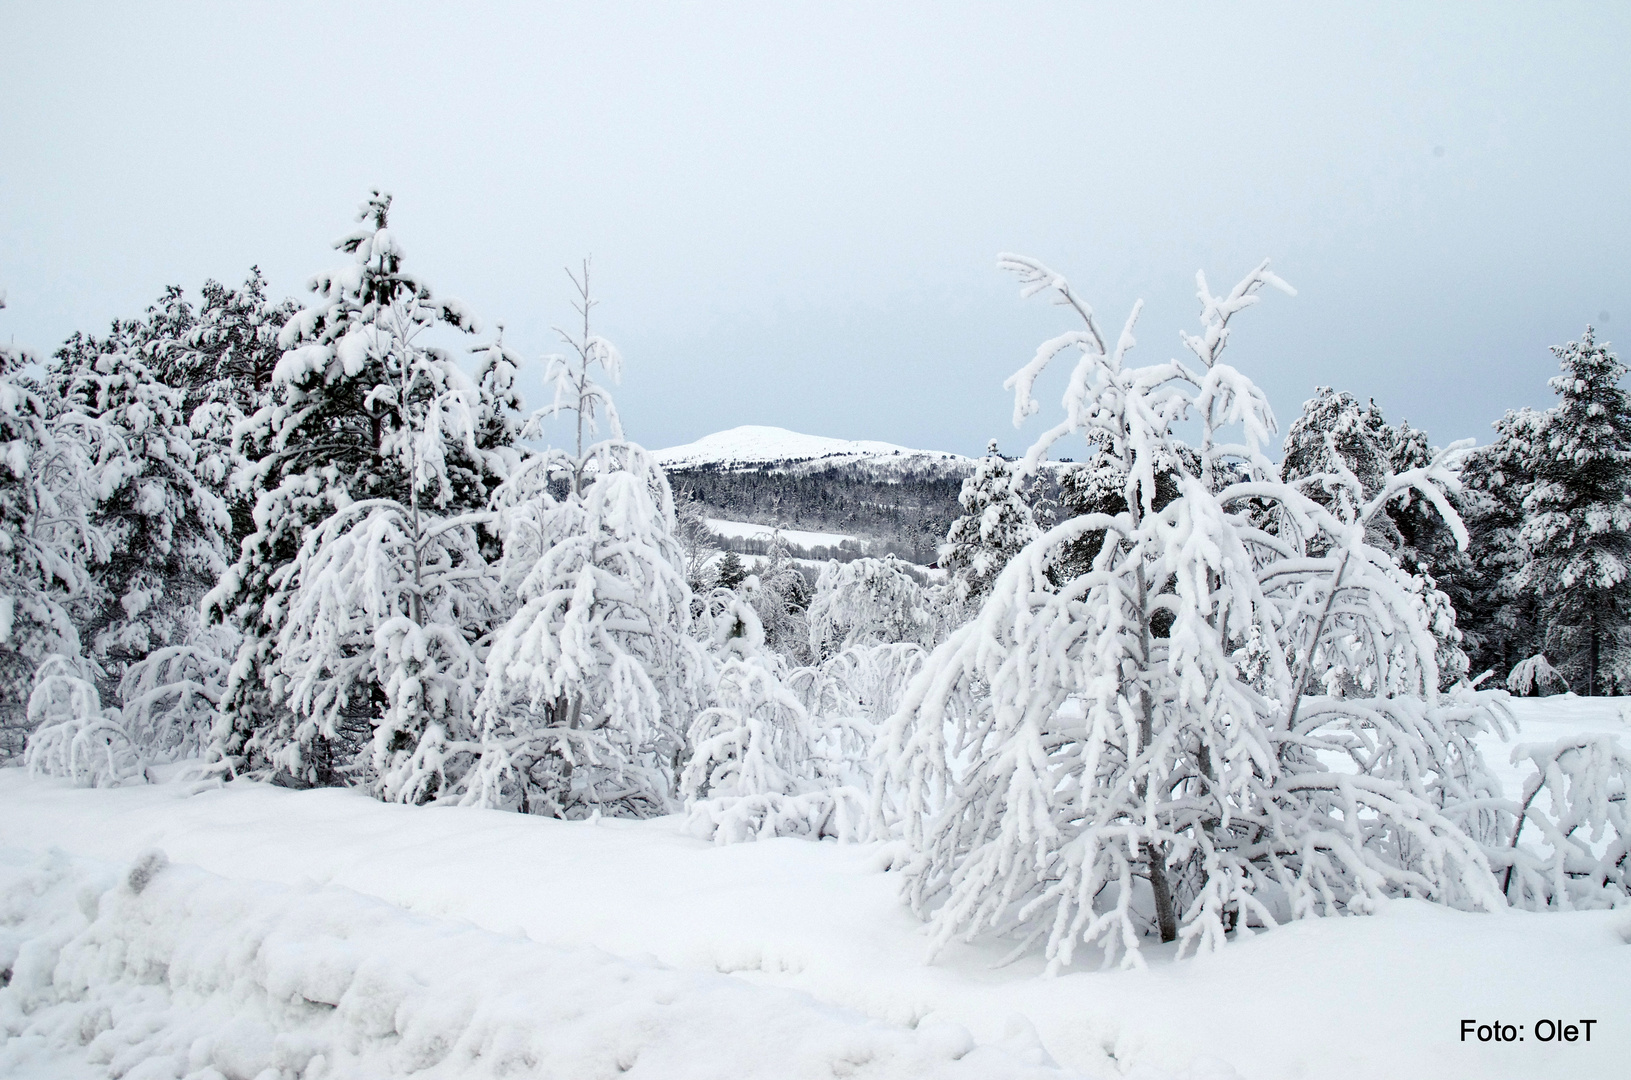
left=0, top=847, right=1081, bottom=1080
left=655, top=426, right=972, bottom=475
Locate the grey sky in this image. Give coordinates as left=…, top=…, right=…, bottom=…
left=3, top=2, right=1628, bottom=458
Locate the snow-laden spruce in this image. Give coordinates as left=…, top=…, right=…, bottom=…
left=1501, top=327, right=1631, bottom=695
left=207, top=191, right=520, bottom=787
left=468, top=264, right=706, bottom=817
left=879, top=254, right=1510, bottom=970
left=46, top=325, right=231, bottom=692
left=939, top=440, right=1042, bottom=607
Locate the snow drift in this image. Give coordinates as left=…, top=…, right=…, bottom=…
left=0, top=846, right=1078, bottom=1080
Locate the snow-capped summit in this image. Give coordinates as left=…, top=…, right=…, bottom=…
left=653, top=425, right=972, bottom=475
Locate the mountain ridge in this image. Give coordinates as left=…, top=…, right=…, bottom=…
left=653, top=425, right=974, bottom=476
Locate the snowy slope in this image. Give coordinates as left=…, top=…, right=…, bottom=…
left=707, top=517, right=857, bottom=550
left=655, top=425, right=973, bottom=475
left=1, top=696, right=1626, bottom=1080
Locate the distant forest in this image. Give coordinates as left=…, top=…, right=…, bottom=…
left=669, top=463, right=967, bottom=565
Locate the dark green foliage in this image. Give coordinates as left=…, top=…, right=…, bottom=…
left=207, top=192, right=518, bottom=781
left=1501, top=328, right=1631, bottom=694
left=716, top=550, right=747, bottom=590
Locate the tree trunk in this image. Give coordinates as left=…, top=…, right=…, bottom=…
left=1146, top=841, right=1178, bottom=943
left=1132, top=559, right=1179, bottom=944
left=1589, top=615, right=1600, bottom=697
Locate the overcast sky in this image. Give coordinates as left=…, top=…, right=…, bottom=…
left=3, top=2, right=1628, bottom=457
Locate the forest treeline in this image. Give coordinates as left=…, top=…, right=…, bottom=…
left=672, top=464, right=962, bottom=565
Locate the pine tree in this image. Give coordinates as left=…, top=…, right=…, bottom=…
left=206, top=191, right=515, bottom=783
left=45, top=327, right=231, bottom=696
left=0, top=290, right=105, bottom=756
left=1508, top=327, right=1631, bottom=695
left=938, top=440, right=1040, bottom=604
left=159, top=270, right=299, bottom=548
left=1458, top=429, right=1541, bottom=682
left=716, top=550, right=747, bottom=590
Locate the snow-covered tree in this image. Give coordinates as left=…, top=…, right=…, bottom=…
left=681, top=590, right=870, bottom=842
left=467, top=263, right=706, bottom=817
left=673, top=489, right=719, bottom=594
left=741, top=528, right=814, bottom=665
left=21, top=653, right=136, bottom=787
left=45, top=329, right=231, bottom=694
left=0, top=292, right=105, bottom=757
left=1505, top=327, right=1631, bottom=695
left=156, top=270, right=299, bottom=547
left=206, top=192, right=517, bottom=785
left=1505, top=652, right=1568, bottom=696
left=1280, top=388, right=1471, bottom=688
left=806, top=555, right=937, bottom=657
left=1457, top=431, right=1540, bottom=682
left=715, top=550, right=747, bottom=590
left=115, top=625, right=235, bottom=766
left=880, top=254, right=1507, bottom=971
left=153, top=269, right=295, bottom=421
left=939, top=440, right=1040, bottom=604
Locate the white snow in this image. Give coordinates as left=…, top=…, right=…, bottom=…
left=706, top=517, right=858, bottom=551
left=2, top=692, right=1629, bottom=1079
left=655, top=425, right=972, bottom=474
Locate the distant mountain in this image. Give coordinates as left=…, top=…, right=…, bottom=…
left=658, top=427, right=978, bottom=566
left=653, top=425, right=973, bottom=478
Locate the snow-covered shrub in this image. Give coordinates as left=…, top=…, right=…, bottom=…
left=470, top=267, right=705, bottom=818
left=1507, top=653, right=1568, bottom=696
left=1496, top=735, right=1630, bottom=910
left=22, top=654, right=139, bottom=787
left=684, top=594, right=873, bottom=843
left=882, top=254, right=1508, bottom=971
left=117, top=627, right=235, bottom=765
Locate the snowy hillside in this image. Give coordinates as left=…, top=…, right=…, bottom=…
left=655, top=425, right=974, bottom=476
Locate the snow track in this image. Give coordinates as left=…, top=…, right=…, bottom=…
left=0, top=847, right=1073, bottom=1080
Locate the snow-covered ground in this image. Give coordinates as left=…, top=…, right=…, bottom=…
left=706, top=517, right=859, bottom=551
left=2, top=697, right=1627, bottom=1080
left=656, top=425, right=972, bottom=475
